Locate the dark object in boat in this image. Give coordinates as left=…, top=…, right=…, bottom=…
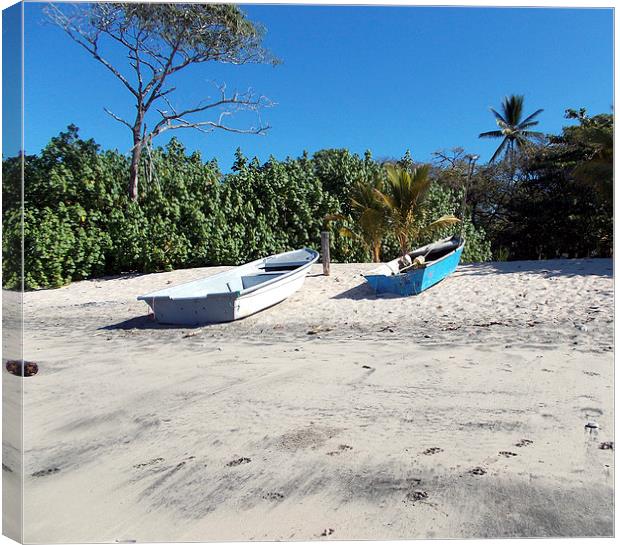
left=365, top=236, right=464, bottom=296
left=408, top=237, right=462, bottom=264
left=5, top=360, right=38, bottom=377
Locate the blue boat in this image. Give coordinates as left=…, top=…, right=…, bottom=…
left=364, top=236, right=464, bottom=296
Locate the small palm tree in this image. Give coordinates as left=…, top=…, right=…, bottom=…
left=374, top=164, right=460, bottom=257
left=327, top=174, right=389, bottom=262
left=348, top=174, right=389, bottom=262
left=479, top=95, right=544, bottom=162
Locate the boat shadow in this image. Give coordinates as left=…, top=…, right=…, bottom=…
left=100, top=315, right=210, bottom=331
left=331, top=282, right=403, bottom=301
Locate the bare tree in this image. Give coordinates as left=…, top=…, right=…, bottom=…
left=47, top=3, right=277, bottom=200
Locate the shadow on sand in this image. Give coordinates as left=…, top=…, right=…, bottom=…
left=99, top=315, right=185, bottom=331
left=331, top=282, right=408, bottom=301
left=331, top=282, right=376, bottom=301
left=457, top=259, right=613, bottom=279
left=100, top=315, right=204, bottom=331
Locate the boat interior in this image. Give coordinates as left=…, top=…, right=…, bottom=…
left=366, top=236, right=463, bottom=277
left=408, top=236, right=463, bottom=264
left=139, top=249, right=317, bottom=300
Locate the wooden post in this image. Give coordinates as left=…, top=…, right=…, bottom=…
left=321, top=231, right=331, bottom=276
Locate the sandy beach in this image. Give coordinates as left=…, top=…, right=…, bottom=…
left=6, top=258, right=614, bottom=541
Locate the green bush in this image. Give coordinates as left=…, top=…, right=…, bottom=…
left=3, top=127, right=493, bottom=289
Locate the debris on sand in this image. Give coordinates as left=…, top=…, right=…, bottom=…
left=404, top=490, right=429, bottom=504
left=499, top=451, right=518, bottom=458
left=226, top=457, right=251, bottom=467
left=469, top=467, right=486, bottom=476
left=515, top=439, right=534, bottom=447
left=5, top=360, right=38, bottom=377
left=320, top=528, right=334, bottom=537
left=307, top=326, right=332, bottom=335
left=423, top=447, right=443, bottom=455
left=31, top=467, right=60, bottom=477
left=262, top=491, right=284, bottom=501
left=585, top=421, right=600, bottom=430
left=599, top=441, right=614, bottom=450
left=327, top=444, right=353, bottom=456
left=133, top=458, right=164, bottom=469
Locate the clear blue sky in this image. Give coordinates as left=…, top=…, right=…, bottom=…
left=14, top=3, right=615, bottom=168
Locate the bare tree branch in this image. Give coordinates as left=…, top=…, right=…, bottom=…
left=46, top=3, right=277, bottom=200
left=46, top=4, right=140, bottom=99
left=103, top=108, right=133, bottom=130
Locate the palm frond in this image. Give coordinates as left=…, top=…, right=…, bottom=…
left=502, top=95, right=524, bottom=125
left=490, top=108, right=507, bottom=124
left=372, top=187, right=396, bottom=210
left=420, top=214, right=461, bottom=236
left=518, top=108, right=544, bottom=127
left=516, top=120, right=540, bottom=130
left=519, top=130, right=545, bottom=140
left=489, top=137, right=509, bottom=163
left=338, top=226, right=356, bottom=238
left=324, top=213, right=346, bottom=224
left=479, top=130, right=504, bottom=139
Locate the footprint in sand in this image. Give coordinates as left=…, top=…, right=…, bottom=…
left=499, top=451, right=518, bottom=458
left=469, top=467, right=486, bottom=476
left=515, top=439, right=533, bottom=448
left=133, top=457, right=164, bottom=469
left=262, top=491, right=284, bottom=501
left=581, top=407, right=603, bottom=419
left=327, top=444, right=353, bottom=456
left=423, top=447, right=443, bottom=455
left=31, top=467, right=60, bottom=477
left=404, top=490, right=429, bottom=504
left=226, top=457, right=251, bottom=467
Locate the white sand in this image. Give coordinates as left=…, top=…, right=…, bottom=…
left=6, top=259, right=614, bottom=541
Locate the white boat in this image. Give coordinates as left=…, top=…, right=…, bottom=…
left=137, top=248, right=319, bottom=325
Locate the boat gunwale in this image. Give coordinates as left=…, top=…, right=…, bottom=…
left=137, top=248, right=319, bottom=302
left=364, top=238, right=464, bottom=279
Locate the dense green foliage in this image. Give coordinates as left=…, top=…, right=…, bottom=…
left=340, top=164, right=460, bottom=260
left=438, top=109, right=613, bottom=261
left=2, top=127, right=491, bottom=289
left=4, top=108, right=611, bottom=290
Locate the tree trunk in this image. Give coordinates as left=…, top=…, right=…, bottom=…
left=129, top=146, right=141, bottom=201
left=320, top=231, right=330, bottom=276
left=372, top=244, right=381, bottom=263
left=129, top=116, right=144, bottom=201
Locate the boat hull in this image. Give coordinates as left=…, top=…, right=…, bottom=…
left=138, top=249, right=318, bottom=325
left=365, top=240, right=464, bottom=296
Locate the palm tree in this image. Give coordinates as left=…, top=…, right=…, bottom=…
left=328, top=174, right=389, bottom=262
left=374, top=164, right=460, bottom=256
left=479, top=95, right=544, bottom=163
left=348, top=174, right=390, bottom=262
